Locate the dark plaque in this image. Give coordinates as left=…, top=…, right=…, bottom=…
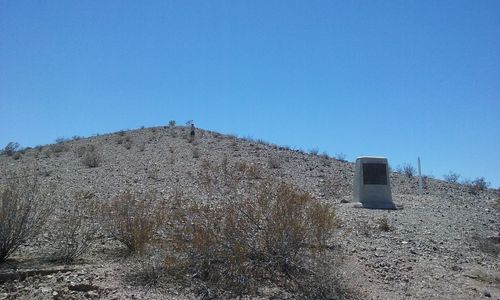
left=363, top=163, right=387, bottom=185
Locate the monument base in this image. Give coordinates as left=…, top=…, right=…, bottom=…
left=351, top=202, right=401, bottom=210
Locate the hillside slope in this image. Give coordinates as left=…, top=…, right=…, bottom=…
left=1, top=126, right=498, bottom=299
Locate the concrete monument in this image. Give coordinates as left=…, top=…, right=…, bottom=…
left=353, top=156, right=396, bottom=209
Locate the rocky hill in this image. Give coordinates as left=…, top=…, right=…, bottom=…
left=0, top=126, right=498, bottom=299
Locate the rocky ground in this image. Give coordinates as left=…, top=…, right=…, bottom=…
left=0, top=126, right=499, bottom=299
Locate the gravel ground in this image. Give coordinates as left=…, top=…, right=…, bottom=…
left=1, top=126, right=498, bottom=299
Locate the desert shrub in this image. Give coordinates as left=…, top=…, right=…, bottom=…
left=55, top=137, right=70, bottom=144
left=400, top=163, right=415, bottom=178
left=376, top=216, right=391, bottom=231
left=245, top=163, right=262, bottom=179
left=0, top=174, right=53, bottom=262
left=124, top=137, right=133, bottom=150
left=12, top=152, right=22, bottom=160
left=147, top=166, right=160, bottom=180
left=81, top=145, right=101, bottom=168
left=192, top=147, right=200, bottom=158
left=168, top=120, right=176, bottom=127
left=2, top=142, right=20, bottom=156
left=309, top=148, right=319, bottom=155
left=267, top=155, right=281, bottom=169
left=138, top=142, right=146, bottom=152
left=168, top=182, right=339, bottom=297
left=51, top=191, right=99, bottom=263
left=75, top=145, right=87, bottom=157
left=466, top=177, right=490, bottom=194
left=473, top=235, right=499, bottom=257
left=49, top=143, right=68, bottom=154
left=335, top=153, right=347, bottom=162
left=102, top=191, right=164, bottom=253
left=444, top=171, right=460, bottom=183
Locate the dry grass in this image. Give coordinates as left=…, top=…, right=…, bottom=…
left=0, top=172, right=54, bottom=263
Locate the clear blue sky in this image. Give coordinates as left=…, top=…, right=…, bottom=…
left=1, top=1, right=499, bottom=187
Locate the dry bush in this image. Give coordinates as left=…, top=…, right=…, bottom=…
left=2, top=142, right=20, bottom=156
left=473, top=235, right=499, bottom=257
left=0, top=173, right=53, bottom=263
left=309, top=148, right=319, bottom=155
left=268, top=155, right=281, bottom=169
left=168, top=182, right=339, bottom=297
left=50, top=191, right=99, bottom=263
left=138, top=142, right=146, bottom=152
left=49, top=138, right=69, bottom=154
left=124, top=137, right=133, bottom=150
left=444, top=171, right=460, bottom=183
left=102, top=191, right=164, bottom=253
left=81, top=145, right=101, bottom=168
left=192, top=147, right=200, bottom=158
left=147, top=166, right=160, bottom=180
left=397, top=163, right=415, bottom=178
left=376, top=216, right=391, bottom=231
left=470, top=177, right=490, bottom=194
left=335, top=153, right=347, bottom=162
left=75, top=145, right=87, bottom=158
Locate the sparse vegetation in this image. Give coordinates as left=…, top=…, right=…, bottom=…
left=138, top=142, right=146, bottom=152
left=399, top=163, right=416, bottom=178
left=124, top=137, right=133, bottom=150
left=0, top=173, right=53, bottom=263
left=51, top=191, right=99, bottom=263
left=309, top=147, right=319, bottom=155
left=1, top=126, right=498, bottom=299
left=335, top=153, right=347, bottom=162
left=168, top=120, right=176, bottom=127
left=55, top=137, right=70, bottom=144
left=376, top=216, right=391, bottom=231
left=444, top=171, right=460, bottom=183
left=268, top=155, right=281, bottom=169
left=167, top=182, right=340, bottom=297
left=473, top=235, right=499, bottom=257
left=192, top=147, right=200, bottom=158
left=465, top=177, right=490, bottom=194
left=2, top=142, right=20, bottom=156
left=102, top=191, right=164, bottom=254
left=49, top=142, right=68, bottom=154
left=81, top=145, right=101, bottom=168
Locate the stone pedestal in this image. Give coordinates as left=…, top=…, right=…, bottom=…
left=353, top=156, right=396, bottom=209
